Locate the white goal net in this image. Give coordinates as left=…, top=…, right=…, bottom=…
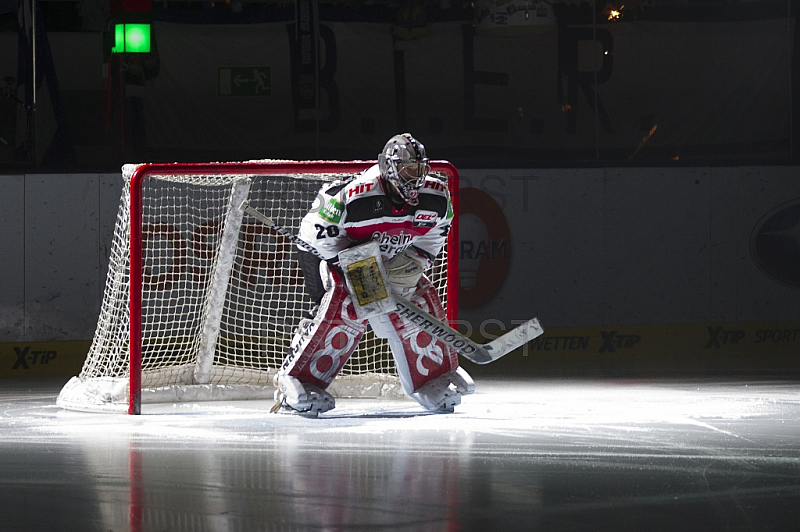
left=57, top=160, right=459, bottom=413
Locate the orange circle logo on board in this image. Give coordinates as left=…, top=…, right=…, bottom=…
left=458, top=188, right=511, bottom=308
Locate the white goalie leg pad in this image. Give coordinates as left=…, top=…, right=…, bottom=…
left=276, top=264, right=367, bottom=413
left=272, top=374, right=335, bottom=415
left=448, top=366, right=476, bottom=395
left=369, top=277, right=474, bottom=412
left=369, top=313, right=417, bottom=396
left=407, top=366, right=475, bottom=413
left=410, top=373, right=457, bottom=411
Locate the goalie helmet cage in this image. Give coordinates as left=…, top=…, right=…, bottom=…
left=56, top=160, right=460, bottom=414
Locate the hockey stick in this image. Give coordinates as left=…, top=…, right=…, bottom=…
left=240, top=200, right=328, bottom=261
left=392, top=299, right=543, bottom=365
left=239, top=200, right=544, bottom=364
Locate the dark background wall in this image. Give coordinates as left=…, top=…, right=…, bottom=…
left=1, top=0, right=800, bottom=170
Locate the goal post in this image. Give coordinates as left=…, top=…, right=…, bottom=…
left=57, top=160, right=460, bottom=414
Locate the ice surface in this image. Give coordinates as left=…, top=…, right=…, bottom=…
left=2, top=377, right=800, bottom=531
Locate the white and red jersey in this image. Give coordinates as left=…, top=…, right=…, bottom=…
left=297, top=164, right=453, bottom=266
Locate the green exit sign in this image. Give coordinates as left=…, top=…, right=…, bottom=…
left=112, top=23, right=151, bottom=53
left=219, top=67, right=271, bottom=97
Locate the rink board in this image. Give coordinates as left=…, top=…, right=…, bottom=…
left=2, top=321, right=798, bottom=379
left=0, top=341, right=89, bottom=379
left=461, top=320, right=800, bottom=378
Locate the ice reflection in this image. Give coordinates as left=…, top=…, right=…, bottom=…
left=115, top=429, right=542, bottom=531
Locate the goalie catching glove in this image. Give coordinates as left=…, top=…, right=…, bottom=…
left=385, top=248, right=429, bottom=288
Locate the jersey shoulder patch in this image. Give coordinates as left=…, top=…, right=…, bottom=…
left=316, top=175, right=359, bottom=223
left=319, top=197, right=344, bottom=224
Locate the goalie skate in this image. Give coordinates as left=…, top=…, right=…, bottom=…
left=409, top=367, right=475, bottom=413
left=270, top=374, right=336, bottom=416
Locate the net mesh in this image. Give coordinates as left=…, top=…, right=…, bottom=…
left=70, top=162, right=453, bottom=402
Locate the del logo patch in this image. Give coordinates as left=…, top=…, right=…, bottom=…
left=413, top=210, right=437, bottom=228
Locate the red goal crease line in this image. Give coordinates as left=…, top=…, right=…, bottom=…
left=127, top=160, right=461, bottom=415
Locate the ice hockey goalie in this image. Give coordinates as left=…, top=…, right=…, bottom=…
left=272, top=133, right=475, bottom=415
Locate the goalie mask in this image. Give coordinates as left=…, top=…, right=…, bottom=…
left=378, top=133, right=431, bottom=205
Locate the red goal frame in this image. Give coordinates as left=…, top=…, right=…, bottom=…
left=127, top=160, right=461, bottom=414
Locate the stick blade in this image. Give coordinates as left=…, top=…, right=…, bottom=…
left=481, top=317, right=544, bottom=363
